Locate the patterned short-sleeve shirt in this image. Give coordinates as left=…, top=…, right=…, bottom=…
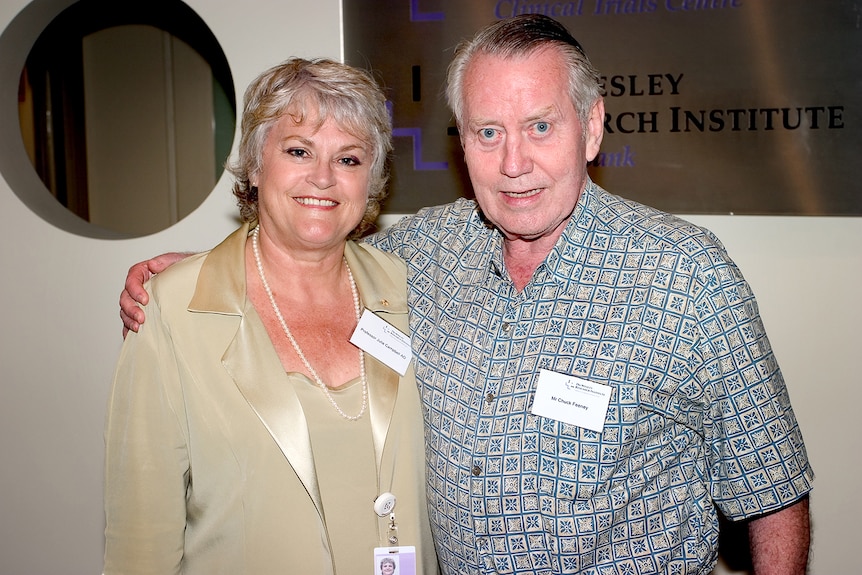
left=366, top=181, right=813, bottom=575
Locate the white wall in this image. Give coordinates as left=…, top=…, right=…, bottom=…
left=0, top=2, right=859, bottom=574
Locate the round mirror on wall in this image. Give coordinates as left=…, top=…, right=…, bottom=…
left=16, top=0, right=235, bottom=237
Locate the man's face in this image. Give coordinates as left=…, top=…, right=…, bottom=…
left=459, top=47, right=603, bottom=245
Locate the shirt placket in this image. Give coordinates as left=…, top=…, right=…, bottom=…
left=470, top=271, right=536, bottom=574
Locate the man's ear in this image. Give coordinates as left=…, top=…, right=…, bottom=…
left=584, top=98, right=605, bottom=163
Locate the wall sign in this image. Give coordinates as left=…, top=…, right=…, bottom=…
left=345, top=0, right=860, bottom=216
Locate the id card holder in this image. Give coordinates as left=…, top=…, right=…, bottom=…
left=373, top=546, right=416, bottom=575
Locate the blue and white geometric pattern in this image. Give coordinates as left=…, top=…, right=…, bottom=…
left=367, top=181, right=813, bottom=575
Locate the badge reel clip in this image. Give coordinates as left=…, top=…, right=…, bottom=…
left=373, top=492, right=398, bottom=544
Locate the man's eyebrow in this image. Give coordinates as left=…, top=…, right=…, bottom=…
left=524, top=105, right=559, bottom=123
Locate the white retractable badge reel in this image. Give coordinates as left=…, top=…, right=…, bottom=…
left=373, top=492, right=397, bottom=517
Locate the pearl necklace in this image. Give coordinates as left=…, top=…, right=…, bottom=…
left=252, top=225, right=368, bottom=421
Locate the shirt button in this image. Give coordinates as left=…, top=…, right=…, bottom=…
left=486, top=393, right=495, bottom=403
left=502, top=322, right=511, bottom=332
left=472, top=465, right=482, bottom=476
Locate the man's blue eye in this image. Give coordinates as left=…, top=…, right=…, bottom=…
left=535, top=122, right=550, bottom=133
left=481, top=128, right=496, bottom=139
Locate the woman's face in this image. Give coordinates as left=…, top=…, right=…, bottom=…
left=254, top=111, right=372, bottom=254
left=380, top=560, right=395, bottom=575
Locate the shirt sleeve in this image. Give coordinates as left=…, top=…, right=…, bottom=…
left=103, top=287, right=189, bottom=575
left=364, top=214, right=417, bottom=259
left=692, top=247, right=814, bottom=520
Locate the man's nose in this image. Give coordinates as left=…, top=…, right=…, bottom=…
left=501, top=134, right=532, bottom=178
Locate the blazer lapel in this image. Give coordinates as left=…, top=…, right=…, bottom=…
left=221, top=304, right=324, bottom=515
left=344, top=242, right=405, bottom=471
left=365, top=353, right=398, bottom=473
left=189, top=223, right=324, bottom=517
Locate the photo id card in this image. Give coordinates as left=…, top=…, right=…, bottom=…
left=350, top=309, right=412, bottom=376
left=530, top=369, right=612, bottom=432
left=373, top=545, right=416, bottom=575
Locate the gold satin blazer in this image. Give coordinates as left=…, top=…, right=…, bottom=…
left=104, top=224, right=437, bottom=575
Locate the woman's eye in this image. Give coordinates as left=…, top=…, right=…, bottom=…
left=337, top=156, right=361, bottom=166
left=534, top=121, right=550, bottom=134
left=286, top=148, right=308, bottom=158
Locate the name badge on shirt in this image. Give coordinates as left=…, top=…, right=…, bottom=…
left=350, top=309, right=413, bottom=376
left=530, top=369, right=612, bottom=432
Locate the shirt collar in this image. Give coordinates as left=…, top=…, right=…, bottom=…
left=543, top=179, right=598, bottom=294
left=477, top=179, right=599, bottom=294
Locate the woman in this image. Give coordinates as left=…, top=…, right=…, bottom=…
left=104, top=58, right=436, bottom=575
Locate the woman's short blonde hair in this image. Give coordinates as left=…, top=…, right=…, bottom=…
left=228, top=58, right=392, bottom=238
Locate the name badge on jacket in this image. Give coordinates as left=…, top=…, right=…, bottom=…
left=350, top=309, right=412, bottom=376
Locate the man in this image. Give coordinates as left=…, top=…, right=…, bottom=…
left=120, top=15, right=812, bottom=574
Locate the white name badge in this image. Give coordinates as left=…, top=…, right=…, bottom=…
left=530, top=369, right=612, bottom=432
left=350, top=309, right=412, bottom=376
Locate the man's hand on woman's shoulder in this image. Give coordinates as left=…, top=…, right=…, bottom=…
left=120, top=252, right=193, bottom=337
